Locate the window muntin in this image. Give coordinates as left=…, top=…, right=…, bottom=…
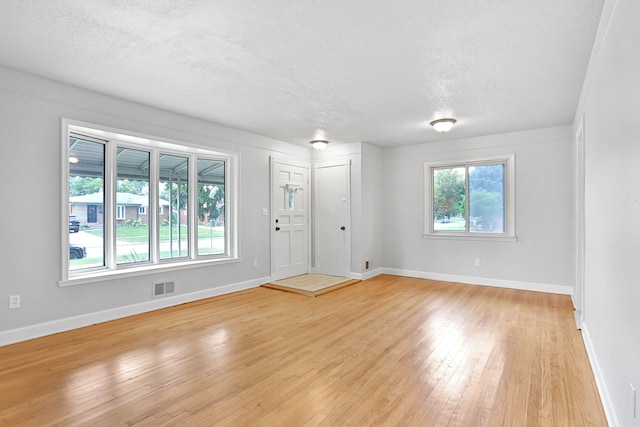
left=64, top=123, right=237, bottom=281
left=425, top=155, right=514, bottom=238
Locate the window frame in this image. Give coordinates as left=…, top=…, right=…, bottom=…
left=61, top=119, right=239, bottom=286
left=423, top=154, right=517, bottom=241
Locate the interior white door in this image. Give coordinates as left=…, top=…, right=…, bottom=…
left=315, top=163, right=350, bottom=277
left=271, top=160, right=309, bottom=280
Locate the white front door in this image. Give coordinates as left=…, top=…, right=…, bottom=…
left=271, top=159, right=309, bottom=280
left=314, top=162, right=350, bottom=277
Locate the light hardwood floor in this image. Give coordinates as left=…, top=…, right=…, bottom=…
left=0, top=275, right=607, bottom=426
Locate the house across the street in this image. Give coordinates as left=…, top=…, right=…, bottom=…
left=69, top=192, right=170, bottom=225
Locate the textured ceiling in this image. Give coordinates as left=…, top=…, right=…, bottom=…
left=0, top=1, right=604, bottom=147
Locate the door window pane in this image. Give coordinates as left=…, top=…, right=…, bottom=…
left=197, top=159, right=225, bottom=256
left=116, top=147, right=150, bottom=264
left=287, top=185, right=296, bottom=210
left=433, top=167, right=466, bottom=231
left=69, top=136, right=105, bottom=270
left=160, top=154, right=189, bottom=259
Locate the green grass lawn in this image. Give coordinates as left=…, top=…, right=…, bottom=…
left=433, top=217, right=466, bottom=231
left=70, top=225, right=223, bottom=268
left=85, top=224, right=223, bottom=242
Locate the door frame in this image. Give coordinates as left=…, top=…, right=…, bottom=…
left=574, top=114, right=586, bottom=329
left=270, top=156, right=311, bottom=280
left=312, top=159, right=351, bottom=277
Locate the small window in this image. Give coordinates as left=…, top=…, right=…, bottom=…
left=116, top=205, right=126, bottom=220
left=138, top=206, right=146, bottom=215
left=424, top=155, right=515, bottom=239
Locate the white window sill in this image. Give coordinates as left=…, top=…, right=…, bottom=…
left=60, top=257, right=241, bottom=287
left=422, top=233, right=519, bottom=242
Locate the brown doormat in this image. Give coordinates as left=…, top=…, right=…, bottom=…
left=262, top=274, right=360, bottom=297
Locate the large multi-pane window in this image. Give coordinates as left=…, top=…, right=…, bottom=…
left=424, top=155, right=515, bottom=238
left=63, top=123, right=236, bottom=282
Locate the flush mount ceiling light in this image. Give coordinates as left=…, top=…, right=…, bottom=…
left=310, top=139, right=329, bottom=150
left=430, top=118, right=457, bottom=133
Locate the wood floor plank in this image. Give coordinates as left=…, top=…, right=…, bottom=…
left=0, top=275, right=607, bottom=426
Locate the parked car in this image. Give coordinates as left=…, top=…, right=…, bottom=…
left=69, top=215, right=80, bottom=233
left=69, top=244, right=86, bottom=259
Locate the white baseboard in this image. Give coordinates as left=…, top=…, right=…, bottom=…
left=582, top=322, right=620, bottom=427
left=380, top=268, right=572, bottom=295
left=0, top=277, right=268, bottom=347
left=350, top=268, right=382, bottom=281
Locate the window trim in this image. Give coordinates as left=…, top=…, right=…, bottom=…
left=61, top=119, right=239, bottom=286
left=423, top=154, right=517, bottom=241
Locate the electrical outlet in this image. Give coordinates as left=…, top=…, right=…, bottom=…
left=253, top=259, right=258, bottom=268
left=9, top=295, right=21, bottom=309
left=474, top=258, right=481, bottom=267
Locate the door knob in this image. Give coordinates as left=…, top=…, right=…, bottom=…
left=340, top=226, right=346, bottom=230
left=275, top=227, right=280, bottom=231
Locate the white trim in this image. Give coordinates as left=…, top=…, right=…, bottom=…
left=1, top=276, right=267, bottom=347
left=350, top=268, right=382, bottom=281
left=270, top=155, right=311, bottom=169
left=582, top=322, right=621, bottom=427
left=60, top=256, right=242, bottom=287
left=381, top=268, right=571, bottom=295
left=573, top=115, right=586, bottom=313
left=422, top=234, right=518, bottom=242
left=313, top=157, right=352, bottom=168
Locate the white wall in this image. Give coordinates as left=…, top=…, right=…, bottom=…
left=361, top=143, right=383, bottom=277
left=381, top=127, right=575, bottom=292
left=577, top=0, right=640, bottom=425
left=0, top=66, right=310, bottom=342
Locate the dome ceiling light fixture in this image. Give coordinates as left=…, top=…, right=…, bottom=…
left=430, top=118, right=457, bottom=133
left=310, top=139, right=329, bottom=150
